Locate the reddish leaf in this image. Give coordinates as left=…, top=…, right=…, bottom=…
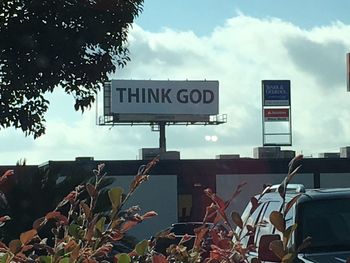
left=70, top=245, right=80, bottom=262
left=141, top=211, right=158, bottom=220
left=179, top=234, right=193, bottom=244
left=209, top=229, right=221, bottom=246
left=250, top=197, right=260, bottom=214
left=110, top=230, right=124, bottom=241
left=151, top=254, right=167, bottom=263
left=94, top=243, right=113, bottom=258
left=270, top=211, right=285, bottom=233
left=86, top=183, right=97, bottom=198
left=297, top=236, right=312, bottom=253
left=227, top=181, right=247, bottom=207
left=33, top=217, right=45, bottom=230
left=269, top=240, right=285, bottom=259
left=20, top=229, right=37, bottom=245
left=231, top=211, right=243, bottom=229
left=9, top=239, right=22, bottom=254
left=2, top=170, right=14, bottom=178
left=130, top=174, right=149, bottom=193
left=286, top=165, right=302, bottom=185
left=0, top=241, right=8, bottom=249
left=121, top=220, right=138, bottom=233
left=217, top=239, right=231, bottom=250
left=45, top=211, right=69, bottom=225
left=80, top=201, right=91, bottom=219
left=65, top=239, right=78, bottom=252
left=284, top=194, right=301, bottom=216
left=45, top=211, right=61, bottom=220
left=193, top=226, right=209, bottom=248
left=283, top=224, right=298, bottom=248
left=203, top=203, right=217, bottom=223
left=21, top=244, right=33, bottom=252
left=85, top=216, right=98, bottom=242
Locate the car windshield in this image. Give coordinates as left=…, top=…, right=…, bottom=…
left=297, top=198, right=350, bottom=253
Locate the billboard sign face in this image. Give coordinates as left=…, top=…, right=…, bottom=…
left=262, top=80, right=290, bottom=106
left=264, top=108, right=289, bottom=121
left=109, top=80, right=219, bottom=115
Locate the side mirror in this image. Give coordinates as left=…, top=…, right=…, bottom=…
left=258, top=234, right=281, bottom=262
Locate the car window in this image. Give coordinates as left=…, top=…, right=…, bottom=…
left=297, top=198, right=350, bottom=253
left=255, top=201, right=283, bottom=246
left=239, top=201, right=266, bottom=247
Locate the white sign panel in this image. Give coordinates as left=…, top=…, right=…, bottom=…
left=109, top=80, right=219, bottom=115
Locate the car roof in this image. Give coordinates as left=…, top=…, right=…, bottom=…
left=298, top=187, right=350, bottom=202
left=256, top=187, right=350, bottom=204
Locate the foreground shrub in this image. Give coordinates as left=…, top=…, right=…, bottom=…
left=0, top=159, right=159, bottom=262
left=0, top=155, right=311, bottom=262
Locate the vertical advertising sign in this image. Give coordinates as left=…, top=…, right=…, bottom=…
left=262, top=80, right=292, bottom=146
left=262, top=80, right=291, bottom=106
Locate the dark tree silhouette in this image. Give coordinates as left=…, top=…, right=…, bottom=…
left=0, top=0, right=143, bottom=137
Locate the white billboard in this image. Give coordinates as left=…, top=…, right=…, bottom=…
left=108, top=80, right=219, bottom=115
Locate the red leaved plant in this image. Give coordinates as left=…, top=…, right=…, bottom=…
left=0, top=158, right=160, bottom=263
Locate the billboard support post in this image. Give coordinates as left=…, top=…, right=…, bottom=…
left=159, top=122, right=166, bottom=153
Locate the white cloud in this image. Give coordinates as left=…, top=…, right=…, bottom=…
left=1, top=14, right=350, bottom=164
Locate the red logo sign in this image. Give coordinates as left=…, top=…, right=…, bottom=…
left=264, top=108, right=289, bottom=121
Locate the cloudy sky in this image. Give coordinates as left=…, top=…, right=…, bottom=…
left=2, top=0, right=350, bottom=164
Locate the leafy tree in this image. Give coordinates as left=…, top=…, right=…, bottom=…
left=0, top=0, right=143, bottom=138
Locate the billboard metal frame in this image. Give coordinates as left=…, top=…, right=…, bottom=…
left=262, top=80, right=292, bottom=147
left=98, top=80, right=227, bottom=152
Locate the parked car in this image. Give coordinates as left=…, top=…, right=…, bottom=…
left=152, top=222, right=213, bottom=255
left=239, top=184, right=350, bottom=262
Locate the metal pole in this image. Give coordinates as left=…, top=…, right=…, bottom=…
left=159, top=122, right=166, bottom=153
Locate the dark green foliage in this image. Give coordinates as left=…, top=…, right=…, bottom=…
left=0, top=0, right=144, bottom=137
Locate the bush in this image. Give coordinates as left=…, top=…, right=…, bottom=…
left=0, top=155, right=309, bottom=263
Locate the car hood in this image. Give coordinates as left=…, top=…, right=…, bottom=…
left=301, top=252, right=350, bottom=263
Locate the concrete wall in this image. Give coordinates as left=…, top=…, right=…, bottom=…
left=216, top=173, right=314, bottom=215
left=320, top=173, right=350, bottom=188
left=109, top=175, right=178, bottom=241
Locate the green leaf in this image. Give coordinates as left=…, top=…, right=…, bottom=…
left=39, top=256, right=52, bottom=263
left=135, top=240, right=149, bottom=256
left=116, top=253, right=131, bottom=263
left=95, top=217, right=106, bottom=235
left=58, top=258, right=69, bottom=263
left=0, top=254, right=8, bottom=263
left=270, top=211, right=285, bottom=232
left=108, top=187, right=123, bottom=210
left=68, top=224, right=81, bottom=240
